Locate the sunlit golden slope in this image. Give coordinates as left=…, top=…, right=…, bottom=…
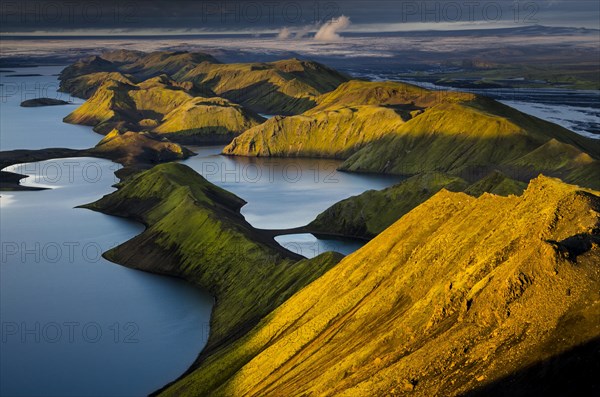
left=161, top=176, right=600, bottom=397
left=63, top=75, right=263, bottom=143
left=223, top=105, right=408, bottom=159
left=175, top=58, right=349, bottom=114
left=308, top=170, right=526, bottom=239
left=225, top=80, right=600, bottom=189
left=59, top=51, right=348, bottom=114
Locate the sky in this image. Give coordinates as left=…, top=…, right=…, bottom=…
left=1, top=0, right=599, bottom=36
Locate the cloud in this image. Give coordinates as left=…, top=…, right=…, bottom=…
left=314, top=16, right=351, bottom=41
left=277, top=27, right=292, bottom=39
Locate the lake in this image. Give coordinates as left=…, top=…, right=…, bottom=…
left=0, top=66, right=99, bottom=151
left=0, top=66, right=402, bottom=395
left=180, top=146, right=402, bottom=257
left=1, top=158, right=214, bottom=397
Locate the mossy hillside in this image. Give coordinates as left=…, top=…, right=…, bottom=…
left=340, top=100, right=569, bottom=175
left=59, top=71, right=135, bottom=99
left=221, top=80, right=473, bottom=158
left=223, top=79, right=599, bottom=188
left=505, top=138, right=600, bottom=190
left=98, top=49, right=146, bottom=64
left=58, top=55, right=115, bottom=86
left=162, top=176, right=600, bottom=396
left=153, top=97, right=265, bottom=144
left=63, top=79, right=140, bottom=131
left=118, top=50, right=221, bottom=80
left=59, top=50, right=220, bottom=93
left=339, top=98, right=600, bottom=187
left=64, top=75, right=263, bottom=143
left=309, top=172, right=469, bottom=239
left=87, top=163, right=342, bottom=354
left=307, top=80, right=475, bottom=114
left=175, top=58, right=349, bottom=114
left=223, top=105, right=408, bottom=158
left=90, top=130, right=192, bottom=165
left=309, top=171, right=526, bottom=239
left=463, top=170, right=527, bottom=196
left=60, top=52, right=348, bottom=115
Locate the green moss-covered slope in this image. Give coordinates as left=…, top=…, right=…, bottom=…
left=86, top=163, right=342, bottom=356
left=463, top=170, right=528, bottom=197
left=59, top=51, right=348, bottom=115
left=309, top=172, right=468, bottom=239
left=59, top=71, right=136, bottom=99
left=153, top=96, right=264, bottom=144
left=307, top=80, right=474, bottom=113
left=89, top=129, right=193, bottom=165
left=59, top=50, right=220, bottom=95
left=223, top=105, right=408, bottom=159
left=63, top=75, right=263, bottom=144
left=225, top=80, right=599, bottom=189
left=175, top=58, right=349, bottom=114
left=308, top=171, right=526, bottom=239
left=161, top=175, right=600, bottom=396
left=341, top=98, right=599, bottom=179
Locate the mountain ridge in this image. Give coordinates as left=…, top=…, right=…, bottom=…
left=159, top=175, right=600, bottom=396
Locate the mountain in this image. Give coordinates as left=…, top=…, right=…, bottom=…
left=59, top=51, right=349, bottom=115
left=85, top=163, right=342, bottom=356
left=174, top=58, right=350, bottom=114
left=89, top=129, right=193, bottom=165
left=59, top=50, right=220, bottom=95
left=224, top=80, right=600, bottom=189
left=308, top=171, right=526, bottom=239
left=221, top=80, right=469, bottom=158
left=160, top=176, right=600, bottom=396
left=63, top=75, right=264, bottom=144
left=223, top=105, right=408, bottom=159
left=153, top=96, right=264, bottom=144
left=59, top=71, right=136, bottom=99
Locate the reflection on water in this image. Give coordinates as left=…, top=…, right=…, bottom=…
left=1, top=158, right=213, bottom=397
left=275, top=234, right=365, bottom=259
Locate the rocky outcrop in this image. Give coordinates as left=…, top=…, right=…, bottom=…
left=20, top=98, right=70, bottom=107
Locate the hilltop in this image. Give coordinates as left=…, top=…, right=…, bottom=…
left=63, top=75, right=264, bottom=144
left=59, top=50, right=220, bottom=91
left=59, top=51, right=348, bottom=115
left=160, top=175, right=600, bottom=396
left=89, top=129, right=193, bottom=165
left=223, top=80, right=600, bottom=189
left=308, top=171, right=526, bottom=239
left=173, top=58, right=349, bottom=114
left=85, top=163, right=342, bottom=356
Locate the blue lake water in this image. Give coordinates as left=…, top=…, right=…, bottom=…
left=181, top=146, right=402, bottom=257
left=1, top=159, right=213, bottom=397
left=0, top=66, right=100, bottom=150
